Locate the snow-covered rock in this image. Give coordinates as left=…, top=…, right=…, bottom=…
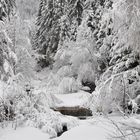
left=80, top=86, right=91, bottom=92
left=52, top=91, right=91, bottom=108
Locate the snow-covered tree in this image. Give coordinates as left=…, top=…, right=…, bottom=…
left=0, top=0, right=15, bottom=21
left=0, top=0, right=16, bottom=81
left=34, top=0, right=86, bottom=67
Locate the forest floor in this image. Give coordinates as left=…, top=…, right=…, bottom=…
left=2, top=115, right=140, bottom=140
left=1, top=69, right=140, bottom=140
left=0, top=115, right=127, bottom=140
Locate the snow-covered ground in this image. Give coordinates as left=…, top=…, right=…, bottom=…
left=55, top=117, right=119, bottom=140
left=0, top=126, right=50, bottom=140
left=53, top=91, right=91, bottom=107
left=0, top=116, right=127, bottom=140
left=1, top=68, right=139, bottom=140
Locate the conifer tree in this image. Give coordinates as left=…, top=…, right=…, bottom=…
left=35, top=0, right=85, bottom=66
left=0, top=0, right=15, bottom=21
left=0, top=0, right=16, bottom=80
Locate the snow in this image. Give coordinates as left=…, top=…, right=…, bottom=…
left=55, top=125, right=108, bottom=140
left=0, top=81, right=6, bottom=98
left=53, top=91, right=91, bottom=107
left=3, top=60, right=10, bottom=73
left=120, top=116, right=140, bottom=129
left=0, top=116, right=120, bottom=140
left=54, top=115, right=130, bottom=140
left=0, top=115, right=135, bottom=140
left=58, top=115, right=79, bottom=130
left=0, top=127, right=49, bottom=140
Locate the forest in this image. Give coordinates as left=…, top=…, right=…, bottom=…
left=0, top=0, right=140, bottom=139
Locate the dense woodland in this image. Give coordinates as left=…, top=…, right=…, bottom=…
left=1, top=0, right=140, bottom=139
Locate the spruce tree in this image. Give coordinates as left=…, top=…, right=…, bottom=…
left=35, top=0, right=85, bottom=67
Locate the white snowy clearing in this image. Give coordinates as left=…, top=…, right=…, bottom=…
left=54, top=117, right=119, bottom=140
left=0, top=126, right=49, bottom=140
left=0, top=116, right=129, bottom=140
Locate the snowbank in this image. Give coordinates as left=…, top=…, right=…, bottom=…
left=55, top=116, right=120, bottom=140
left=53, top=91, right=91, bottom=108
left=55, top=125, right=109, bottom=140
left=0, top=116, right=132, bottom=140
left=0, top=127, right=49, bottom=140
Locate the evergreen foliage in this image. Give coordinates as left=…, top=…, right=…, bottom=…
left=0, top=0, right=15, bottom=21
left=1, top=0, right=140, bottom=137
left=35, top=0, right=86, bottom=66
left=0, top=0, right=16, bottom=81
left=0, top=0, right=17, bottom=122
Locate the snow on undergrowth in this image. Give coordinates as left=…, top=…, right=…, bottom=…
left=0, top=83, right=79, bottom=138
left=2, top=116, right=140, bottom=140
left=1, top=0, right=140, bottom=140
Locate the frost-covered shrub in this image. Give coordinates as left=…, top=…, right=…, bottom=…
left=91, top=66, right=140, bottom=114
left=56, top=65, right=73, bottom=79
left=77, top=62, right=95, bottom=85
left=46, top=72, right=61, bottom=89
left=14, top=16, right=36, bottom=81
left=0, top=76, right=25, bottom=122
left=16, top=46, right=35, bottom=81
left=48, top=36, right=99, bottom=95
left=125, top=57, right=139, bottom=69
left=8, top=89, right=62, bottom=137
left=27, top=110, right=63, bottom=138
left=0, top=31, right=17, bottom=81
left=70, top=47, right=91, bottom=69
left=0, top=99, right=15, bottom=122
left=58, top=77, right=78, bottom=94
left=113, top=61, right=127, bottom=74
